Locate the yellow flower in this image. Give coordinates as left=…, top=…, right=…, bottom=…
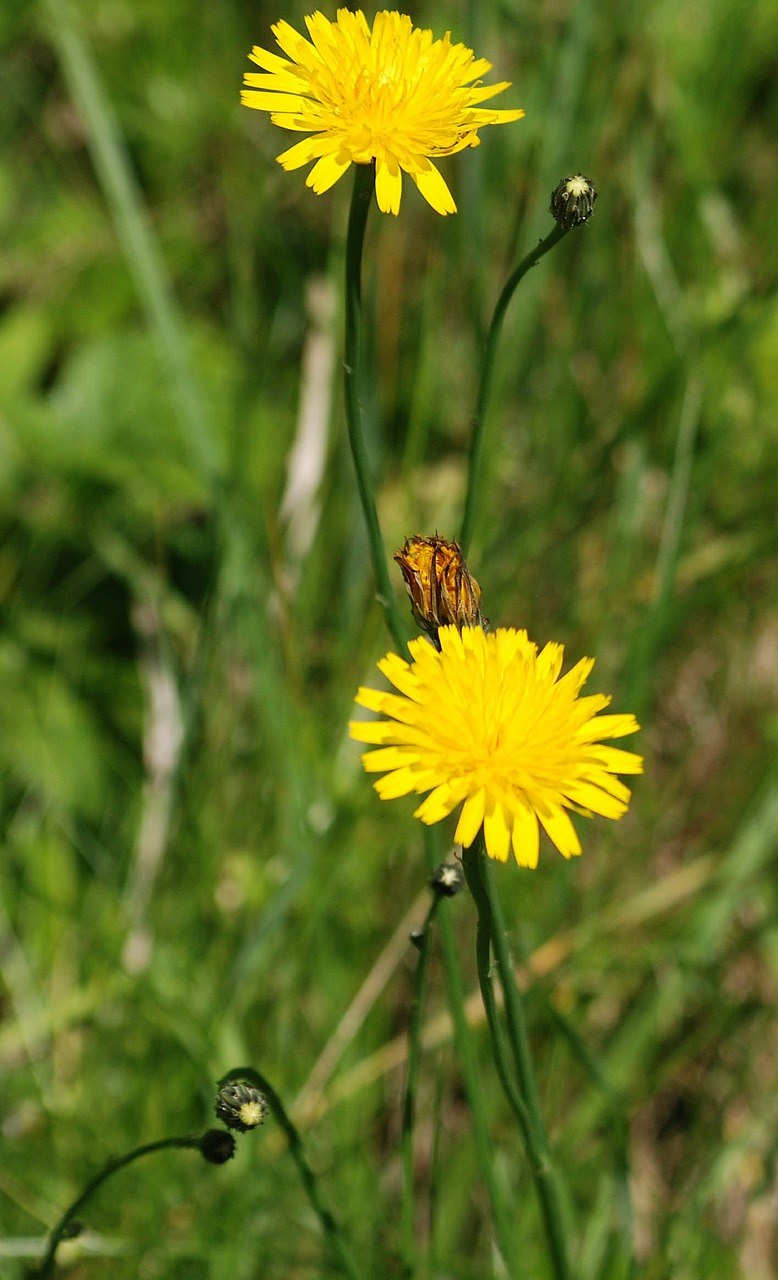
left=241, top=9, right=524, bottom=216
left=349, top=626, right=642, bottom=867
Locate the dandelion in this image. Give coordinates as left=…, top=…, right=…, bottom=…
left=241, top=9, right=524, bottom=216
left=350, top=625, right=642, bottom=867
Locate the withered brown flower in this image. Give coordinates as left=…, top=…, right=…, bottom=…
left=394, top=535, right=483, bottom=641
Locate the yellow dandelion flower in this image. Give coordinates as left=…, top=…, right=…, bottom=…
left=241, top=9, right=524, bottom=216
left=349, top=625, right=642, bottom=867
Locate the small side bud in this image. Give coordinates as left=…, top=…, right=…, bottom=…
left=409, top=927, right=425, bottom=951
left=429, top=862, right=464, bottom=898
left=550, top=175, right=597, bottom=228
left=395, top=535, right=482, bottom=642
left=215, top=1080, right=269, bottom=1133
left=199, top=1128, right=236, bottom=1164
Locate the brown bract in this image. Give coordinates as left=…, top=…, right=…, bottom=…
left=394, top=535, right=483, bottom=640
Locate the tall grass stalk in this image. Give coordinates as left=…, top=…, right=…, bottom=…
left=41, top=0, right=220, bottom=487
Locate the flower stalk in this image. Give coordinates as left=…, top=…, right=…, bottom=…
left=34, top=1134, right=213, bottom=1278
left=400, top=858, right=466, bottom=1276
left=344, top=163, right=408, bottom=651
left=417, top=824, right=519, bottom=1274
left=462, top=840, right=572, bottom=1280
left=459, top=221, right=570, bottom=554
left=400, top=896, right=439, bottom=1276
left=422, top=832, right=519, bottom=1277
left=218, top=1068, right=360, bottom=1280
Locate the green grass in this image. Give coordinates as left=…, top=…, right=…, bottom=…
left=1, top=0, right=776, bottom=1277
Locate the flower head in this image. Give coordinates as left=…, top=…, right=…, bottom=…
left=350, top=626, right=642, bottom=867
left=241, top=9, right=524, bottom=216
left=395, top=535, right=483, bottom=639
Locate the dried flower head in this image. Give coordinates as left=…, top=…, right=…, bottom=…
left=350, top=625, right=642, bottom=867
left=241, top=10, right=524, bottom=215
left=395, top=535, right=483, bottom=640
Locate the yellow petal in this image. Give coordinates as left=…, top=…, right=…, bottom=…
left=354, top=687, right=422, bottom=726
left=483, top=803, right=511, bottom=862
left=454, top=788, right=486, bottom=847
left=247, top=45, right=295, bottom=74
left=537, top=642, right=565, bottom=682
left=240, top=90, right=308, bottom=114
left=377, top=652, right=420, bottom=700
left=374, top=767, right=418, bottom=800
left=580, top=770, right=632, bottom=805
left=271, top=19, right=312, bottom=64
left=348, top=719, right=411, bottom=746
left=565, top=780, right=628, bottom=819
left=243, top=71, right=309, bottom=92
left=306, top=151, right=352, bottom=195
left=274, top=136, right=335, bottom=171
left=577, top=714, right=640, bottom=742
left=537, top=804, right=581, bottom=859
left=511, top=805, right=540, bottom=869
left=375, top=157, right=403, bottom=215
left=471, top=107, right=526, bottom=125
left=361, top=746, right=419, bottom=774
left=410, top=160, right=457, bottom=216
left=589, top=745, right=644, bottom=775
left=416, top=779, right=469, bottom=824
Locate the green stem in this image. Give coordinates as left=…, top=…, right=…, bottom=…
left=219, top=1068, right=360, bottom=1280
left=35, top=1134, right=203, bottom=1277
left=478, top=850, right=573, bottom=1280
left=461, top=847, right=535, bottom=1144
left=422, top=832, right=518, bottom=1276
left=344, top=162, right=407, bottom=652
left=400, top=897, right=439, bottom=1277
left=459, top=222, right=569, bottom=554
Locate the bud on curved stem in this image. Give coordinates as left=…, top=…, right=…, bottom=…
left=34, top=1134, right=207, bottom=1278
left=217, top=1067, right=361, bottom=1280
left=460, top=175, right=599, bottom=554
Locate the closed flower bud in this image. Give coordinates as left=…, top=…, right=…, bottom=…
left=429, top=861, right=464, bottom=898
left=215, top=1081, right=269, bottom=1133
left=550, top=175, right=597, bottom=228
left=394, top=535, right=482, bottom=641
left=199, top=1128, right=236, bottom=1164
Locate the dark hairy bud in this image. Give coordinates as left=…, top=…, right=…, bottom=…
left=550, top=175, right=597, bottom=228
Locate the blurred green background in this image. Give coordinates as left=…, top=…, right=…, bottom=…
left=1, top=0, right=776, bottom=1276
